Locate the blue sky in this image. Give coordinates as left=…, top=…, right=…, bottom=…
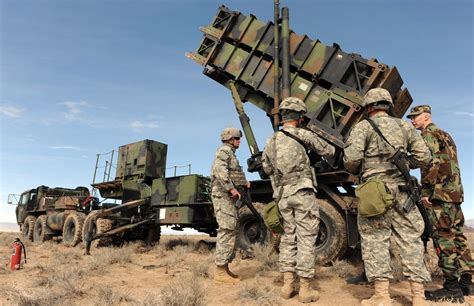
left=1, top=0, right=472, bottom=223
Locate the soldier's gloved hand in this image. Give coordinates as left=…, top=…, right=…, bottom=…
left=229, top=188, right=241, bottom=200
left=421, top=197, right=432, bottom=208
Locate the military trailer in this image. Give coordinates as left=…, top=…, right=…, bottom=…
left=85, top=140, right=212, bottom=249
left=187, top=5, right=414, bottom=264
left=9, top=185, right=98, bottom=246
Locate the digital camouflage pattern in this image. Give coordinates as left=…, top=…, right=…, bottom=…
left=428, top=201, right=474, bottom=279
left=343, top=112, right=431, bottom=282
left=407, top=105, right=431, bottom=118
left=262, top=125, right=335, bottom=278
left=220, top=127, right=242, bottom=141
left=420, top=122, right=473, bottom=279
left=343, top=113, right=431, bottom=183
left=362, top=88, right=393, bottom=107
left=358, top=181, right=431, bottom=283
left=420, top=123, right=463, bottom=203
left=278, top=189, right=319, bottom=278
left=211, top=143, right=246, bottom=266
left=262, top=126, right=335, bottom=199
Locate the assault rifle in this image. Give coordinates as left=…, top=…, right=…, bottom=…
left=389, top=148, right=432, bottom=251
left=232, top=183, right=264, bottom=224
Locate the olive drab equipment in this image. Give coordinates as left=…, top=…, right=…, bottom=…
left=188, top=4, right=415, bottom=264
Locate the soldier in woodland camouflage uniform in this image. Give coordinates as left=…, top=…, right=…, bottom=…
left=408, top=105, right=473, bottom=303
left=344, top=88, right=432, bottom=306
left=211, top=127, right=248, bottom=284
left=262, top=97, right=335, bottom=303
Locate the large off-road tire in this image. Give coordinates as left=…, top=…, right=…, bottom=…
left=145, top=225, right=161, bottom=246
left=82, top=211, right=113, bottom=248
left=315, top=198, right=347, bottom=265
left=62, top=212, right=86, bottom=247
left=33, top=215, right=52, bottom=242
left=22, top=215, right=36, bottom=242
left=237, top=202, right=270, bottom=252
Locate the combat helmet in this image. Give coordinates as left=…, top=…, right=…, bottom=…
left=220, top=127, right=242, bottom=141
left=363, top=88, right=394, bottom=109
left=279, top=97, right=307, bottom=123
left=279, top=97, right=307, bottom=113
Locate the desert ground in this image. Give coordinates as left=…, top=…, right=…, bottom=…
left=1, top=229, right=473, bottom=306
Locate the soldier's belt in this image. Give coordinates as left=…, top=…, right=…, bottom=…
left=279, top=171, right=313, bottom=185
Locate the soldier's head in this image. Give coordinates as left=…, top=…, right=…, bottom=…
left=279, top=97, right=307, bottom=127
left=407, top=105, right=432, bottom=130
left=363, top=88, right=393, bottom=116
left=220, top=127, right=242, bottom=149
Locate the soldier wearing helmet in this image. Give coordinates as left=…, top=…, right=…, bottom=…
left=211, top=127, right=248, bottom=284
left=343, top=88, right=432, bottom=305
left=262, top=97, right=335, bottom=303
left=408, top=105, right=473, bottom=302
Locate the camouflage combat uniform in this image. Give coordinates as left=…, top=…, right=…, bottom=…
left=211, top=142, right=246, bottom=266
left=420, top=122, right=473, bottom=279
left=262, top=126, right=335, bottom=278
left=343, top=112, right=432, bottom=283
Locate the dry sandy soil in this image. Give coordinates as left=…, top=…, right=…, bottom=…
left=1, top=230, right=473, bottom=306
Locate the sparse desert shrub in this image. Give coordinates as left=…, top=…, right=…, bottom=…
left=327, top=259, right=359, bottom=278
left=191, top=258, right=212, bottom=278
left=94, top=286, right=132, bottom=306
left=252, top=243, right=279, bottom=274
left=164, top=238, right=190, bottom=250
left=142, top=292, right=162, bottom=305
left=88, top=247, right=134, bottom=271
left=0, top=285, right=55, bottom=306
left=48, top=265, right=86, bottom=296
left=238, top=278, right=280, bottom=305
left=159, top=274, right=205, bottom=306
left=193, top=240, right=215, bottom=254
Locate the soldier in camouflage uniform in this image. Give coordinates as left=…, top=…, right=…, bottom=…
left=344, top=88, right=432, bottom=306
left=262, top=97, right=335, bottom=303
left=211, top=127, right=248, bottom=284
left=408, top=105, right=473, bottom=303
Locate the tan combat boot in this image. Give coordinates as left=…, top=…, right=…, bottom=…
left=280, top=272, right=295, bottom=299
left=224, top=264, right=239, bottom=279
left=410, top=281, right=427, bottom=306
left=298, top=277, right=319, bottom=303
left=361, top=279, right=392, bottom=306
left=214, top=265, right=239, bottom=284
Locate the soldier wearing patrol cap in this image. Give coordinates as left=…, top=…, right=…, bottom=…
left=211, top=127, right=248, bottom=284
left=262, top=97, right=335, bottom=303
left=408, top=105, right=473, bottom=302
left=343, top=88, right=432, bottom=306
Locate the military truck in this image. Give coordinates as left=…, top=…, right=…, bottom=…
left=187, top=5, right=414, bottom=264
left=8, top=185, right=98, bottom=246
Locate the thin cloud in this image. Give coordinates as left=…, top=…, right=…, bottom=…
left=49, top=146, right=82, bottom=151
left=453, top=111, right=474, bottom=117
left=0, top=106, right=26, bottom=118
left=129, top=120, right=160, bottom=132
left=58, top=101, right=106, bottom=122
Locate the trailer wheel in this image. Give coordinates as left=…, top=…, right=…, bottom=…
left=315, top=198, right=347, bottom=265
left=82, top=211, right=113, bottom=248
left=33, top=215, right=52, bottom=242
left=22, top=215, right=36, bottom=242
left=63, top=212, right=86, bottom=247
left=237, top=202, right=270, bottom=252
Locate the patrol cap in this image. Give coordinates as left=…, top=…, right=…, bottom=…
left=363, top=88, right=394, bottom=107
left=220, top=127, right=242, bottom=141
left=406, top=105, right=431, bottom=118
